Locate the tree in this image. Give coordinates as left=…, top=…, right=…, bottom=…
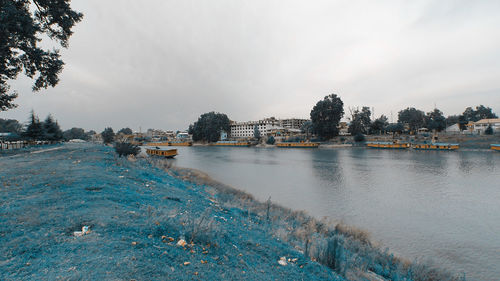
left=117, top=128, right=133, bottom=135
left=253, top=124, right=261, bottom=140
left=63, top=127, right=88, bottom=141
left=43, top=114, right=63, bottom=141
left=310, top=94, right=344, bottom=140
left=266, top=136, right=275, bottom=145
left=189, top=112, right=230, bottom=142
left=1, top=0, right=83, bottom=110
left=386, top=123, right=404, bottom=134
left=114, top=142, right=140, bottom=157
left=0, top=118, right=22, bottom=134
left=485, top=125, right=493, bottom=135
left=459, top=105, right=497, bottom=128
left=370, top=115, right=388, bottom=135
left=398, top=107, right=425, bottom=133
left=24, top=111, right=44, bottom=140
left=445, top=115, right=460, bottom=127
left=474, top=105, right=498, bottom=120
left=101, top=127, right=115, bottom=144
left=348, top=106, right=371, bottom=135
left=300, top=120, right=313, bottom=139
left=425, top=108, right=446, bottom=132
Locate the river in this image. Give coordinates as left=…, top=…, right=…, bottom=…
left=170, top=146, right=500, bottom=280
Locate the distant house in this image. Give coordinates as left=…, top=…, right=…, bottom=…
left=473, top=118, right=500, bottom=134
left=444, top=123, right=461, bottom=134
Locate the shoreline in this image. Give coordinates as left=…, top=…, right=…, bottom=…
left=149, top=157, right=463, bottom=280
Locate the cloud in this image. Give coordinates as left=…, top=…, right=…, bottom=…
left=2, top=0, right=499, bottom=130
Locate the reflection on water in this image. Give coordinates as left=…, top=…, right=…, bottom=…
left=172, top=146, right=500, bottom=280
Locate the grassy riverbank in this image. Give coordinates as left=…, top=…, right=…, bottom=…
left=1, top=143, right=462, bottom=280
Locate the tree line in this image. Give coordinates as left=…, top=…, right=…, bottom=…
left=188, top=94, right=497, bottom=142
left=310, top=94, right=497, bottom=140
left=0, top=111, right=94, bottom=142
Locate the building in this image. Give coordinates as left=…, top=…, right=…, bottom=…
left=473, top=118, right=500, bottom=134
left=444, top=123, right=461, bottom=134
left=229, top=117, right=309, bottom=138
left=230, top=118, right=281, bottom=138
left=279, top=118, right=309, bottom=130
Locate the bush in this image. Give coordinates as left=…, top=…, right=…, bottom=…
left=266, top=136, right=275, bottom=145
left=485, top=125, right=493, bottom=135
left=353, top=133, right=365, bottom=142
left=114, top=142, right=140, bottom=157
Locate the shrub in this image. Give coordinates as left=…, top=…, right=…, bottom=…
left=353, top=133, right=365, bottom=142
left=485, top=125, right=493, bottom=135
left=114, top=142, right=140, bottom=157
left=266, top=136, right=275, bottom=145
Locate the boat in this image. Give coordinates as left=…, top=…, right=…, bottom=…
left=146, top=142, right=170, bottom=146
left=146, top=141, right=192, bottom=146
left=491, top=144, right=500, bottom=151
left=146, top=147, right=178, bottom=158
left=366, top=141, right=410, bottom=149
left=212, top=141, right=251, bottom=147
left=168, top=141, right=192, bottom=146
left=413, top=142, right=459, bottom=150
left=276, top=142, right=319, bottom=148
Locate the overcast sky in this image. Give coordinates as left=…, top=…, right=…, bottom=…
left=2, top=0, right=500, bottom=131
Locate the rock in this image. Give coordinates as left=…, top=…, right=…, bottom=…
left=73, top=225, right=91, bottom=237
left=278, top=257, right=287, bottom=266
left=177, top=239, right=187, bottom=247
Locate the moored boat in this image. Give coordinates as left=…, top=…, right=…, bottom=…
left=212, top=141, right=251, bottom=147
left=146, top=148, right=178, bottom=158
left=167, top=141, right=192, bottom=146
left=276, top=142, right=319, bottom=148
left=413, top=143, right=459, bottom=150
left=366, top=141, right=410, bottom=149
left=146, top=141, right=192, bottom=146
left=146, top=142, right=170, bottom=146
left=491, top=144, right=500, bottom=151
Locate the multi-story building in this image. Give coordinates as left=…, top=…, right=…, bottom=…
left=230, top=117, right=309, bottom=138
left=279, top=118, right=309, bottom=130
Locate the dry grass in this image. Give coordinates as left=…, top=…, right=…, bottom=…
left=148, top=158, right=462, bottom=280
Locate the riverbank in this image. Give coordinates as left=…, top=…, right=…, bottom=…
left=0, top=143, right=461, bottom=280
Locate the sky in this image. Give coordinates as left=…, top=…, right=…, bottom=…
left=2, top=0, right=500, bottom=132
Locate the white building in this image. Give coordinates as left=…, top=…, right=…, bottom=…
left=473, top=118, right=500, bottom=134
left=444, top=123, right=461, bottom=134
left=230, top=118, right=281, bottom=138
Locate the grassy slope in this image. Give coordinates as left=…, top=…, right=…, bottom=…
left=0, top=144, right=341, bottom=280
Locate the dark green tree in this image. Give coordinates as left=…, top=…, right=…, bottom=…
left=189, top=112, right=230, bottom=142
left=114, top=142, right=140, bottom=157
left=386, top=123, right=404, bottom=134
left=445, top=115, right=460, bottom=127
left=474, top=105, right=498, bottom=120
left=425, top=108, right=446, bottom=132
left=101, top=127, right=115, bottom=144
left=0, top=118, right=22, bottom=133
left=24, top=111, right=44, bottom=140
left=43, top=114, right=63, bottom=141
left=117, top=128, right=133, bottom=135
left=310, top=94, right=344, bottom=140
left=370, top=115, right=388, bottom=135
left=266, top=136, right=275, bottom=145
left=348, top=106, right=371, bottom=135
left=485, top=125, right=493, bottom=135
left=0, top=0, right=83, bottom=110
left=300, top=120, right=313, bottom=139
left=63, top=127, right=88, bottom=141
left=253, top=124, right=261, bottom=140
left=398, top=107, right=425, bottom=133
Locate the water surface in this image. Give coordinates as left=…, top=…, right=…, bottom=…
left=171, top=146, right=500, bottom=280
